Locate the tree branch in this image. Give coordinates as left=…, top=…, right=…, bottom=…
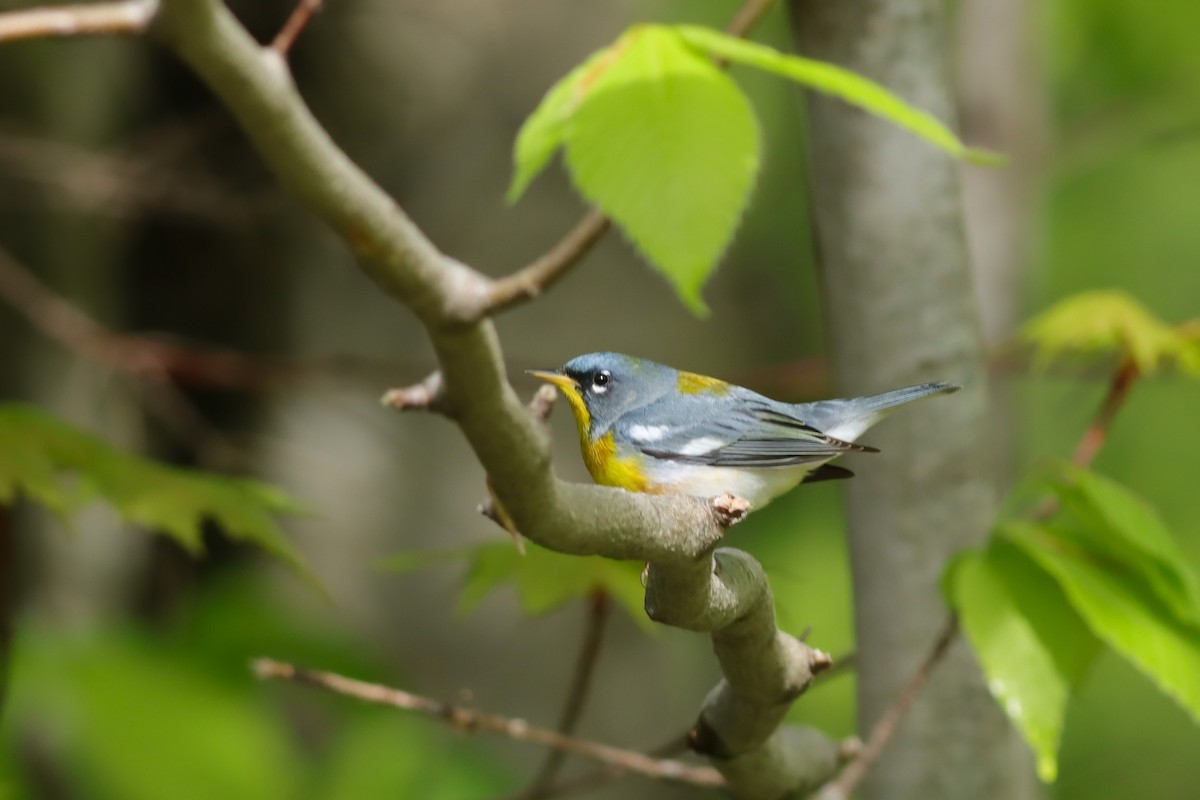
left=252, top=658, right=724, bottom=790
left=149, top=0, right=734, bottom=566
left=5, top=1, right=840, bottom=794
left=0, top=0, right=156, bottom=43
left=0, top=242, right=315, bottom=391
left=814, top=615, right=960, bottom=800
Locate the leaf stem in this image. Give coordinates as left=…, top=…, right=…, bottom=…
left=1070, top=357, right=1140, bottom=470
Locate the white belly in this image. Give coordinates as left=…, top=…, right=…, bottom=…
left=647, top=461, right=818, bottom=509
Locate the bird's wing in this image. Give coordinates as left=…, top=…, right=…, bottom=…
left=622, top=393, right=874, bottom=468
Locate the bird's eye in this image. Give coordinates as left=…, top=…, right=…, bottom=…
left=592, top=370, right=611, bottom=390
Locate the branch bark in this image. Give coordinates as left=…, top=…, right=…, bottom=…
left=788, top=1, right=1032, bottom=797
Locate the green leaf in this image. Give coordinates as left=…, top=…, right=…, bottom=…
left=1022, top=290, right=1197, bottom=375
left=507, top=47, right=613, bottom=203
left=1003, top=520, right=1200, bottom=726
left=561, top=25, right=760, bottom=314
left=674, top=26, right=1001, bottom=165
left=1050, top=466, right=1200, bottom=627
left=383, top=541, right=651, bottom=630
left=0, top=404, right=313, bottom=584
left=946, top=542, right=1100, bottom=781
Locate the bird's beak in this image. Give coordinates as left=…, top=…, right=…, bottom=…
left=526, top=369, right=578, bottom=393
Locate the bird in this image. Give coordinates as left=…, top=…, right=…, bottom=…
left=528, top=352, right=958, bottom=510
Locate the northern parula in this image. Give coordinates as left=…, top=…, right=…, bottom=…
left=529, top=352, right=958, bottom=510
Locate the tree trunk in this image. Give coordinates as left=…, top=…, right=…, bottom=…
left=787, top=1, right=1033, bottom=798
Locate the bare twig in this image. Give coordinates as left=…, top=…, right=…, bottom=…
left=381, top=370, right=446, bottom=412
left=0, top=127, right=274, bottom=224
left=0, top=0, right=156, bottom=43
left=0, top=244, right=312, bottom=391
left=1030, top=355, right=1143, bottom=521
left=815, top=616, right=959, bottom=800
left=1070, top=357, right=1139, bottom=470
left=519, top=591, right=612, bottom=800
left=271, top=0, right=323, bottom=56
left=252, top=658, right=725, bottom=790
left=482, top=211, right=610, bottom=316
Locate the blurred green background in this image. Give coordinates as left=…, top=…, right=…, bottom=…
left=1, top=0, right=1198, bottom=798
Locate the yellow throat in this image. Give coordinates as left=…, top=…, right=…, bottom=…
left=528, top=371, right=650, bottom=492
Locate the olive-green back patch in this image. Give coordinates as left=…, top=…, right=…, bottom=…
left=676, top=371, right=730, bottom=395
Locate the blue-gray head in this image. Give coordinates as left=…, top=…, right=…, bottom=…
left=528, top=352, right=675, bottom=436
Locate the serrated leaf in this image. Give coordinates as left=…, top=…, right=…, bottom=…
left=1022, top=290, right=1194, bottom=375
left=383, top=541, right=650, bottom=630
left=507, top=47, right=614, bottom=203
left=0, top=404, right=314, bottom=585
left=674, top=26, right=1001, bottom=165
left=946, top=542, right=1100, bottom=781
left=1050, top=466, right=1200, bottom=627
left=562, top=25, right=760, bottom=314
left=1002, top=520, right=1200, bottom=725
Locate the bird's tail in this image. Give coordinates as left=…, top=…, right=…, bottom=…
left=854, top=382, right=960, bottom=415
left=804, top=382, right=960, bottom=443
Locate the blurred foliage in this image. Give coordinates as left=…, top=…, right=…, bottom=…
left=1022, top=291, right=1200, bottom=375
left=0, top=573, right=516, bottom=799
left=0, top=403, right=315, bottom=585
left=381, top=540, right=651, bottom=631
left=947, top=465, right=1200, bottom=780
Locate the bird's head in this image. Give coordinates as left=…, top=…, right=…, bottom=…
left=528, top=352, right=671, bottom=438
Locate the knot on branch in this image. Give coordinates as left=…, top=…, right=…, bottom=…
left=710, top=493, right=750, bottom=528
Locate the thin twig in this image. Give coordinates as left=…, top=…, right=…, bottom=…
left=0, top=243, right=394, bottom=392
left=482, top=211, right=610, bottom=316
left=814, top=651, right=856, bottom=682
left=1070, top=357, right=1139, bottom=470
left=724, top=0, right=777, bottom=37
left=815, top=616, right=960, bottom=800
left=252, top=658, right=725, bottom=790
left=519, top=591, right=612, bottom=800
left=380, top=370, right=446, bottom=412
left=0, top=0, right=156, bottom=43
left=271, top=0, right=324, bottom=55
left=1031, top=355, right=1143, bottom=520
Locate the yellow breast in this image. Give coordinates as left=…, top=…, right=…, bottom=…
left=582, top=431, right=651, bottom=492
left=552, top=378, right=652, bottom=493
